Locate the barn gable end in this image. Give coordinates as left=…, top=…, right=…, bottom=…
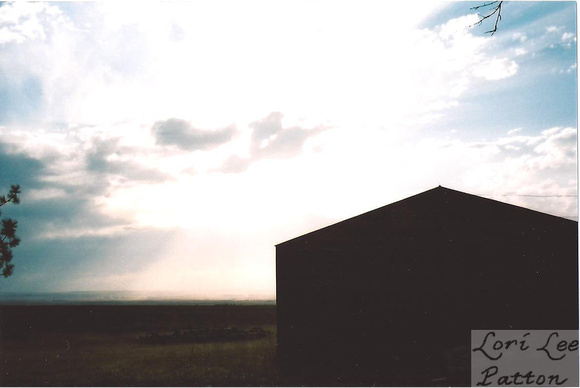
left=276, top=186, right=578, bottom=386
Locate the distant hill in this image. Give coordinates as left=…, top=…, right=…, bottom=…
left=0, top=291, right=276, bottom=305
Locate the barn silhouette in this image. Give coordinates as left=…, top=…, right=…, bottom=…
left=275, top=186, right=578, bottom=386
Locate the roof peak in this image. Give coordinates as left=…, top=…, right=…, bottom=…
left=275, top=186, right=576, bottom=247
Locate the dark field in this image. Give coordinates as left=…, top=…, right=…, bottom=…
left=0, top=304, right=278, bottom=386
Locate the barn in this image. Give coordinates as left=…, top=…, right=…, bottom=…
left=275, top=186, right=578, bottom=386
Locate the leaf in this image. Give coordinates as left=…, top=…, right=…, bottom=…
left=2, top=263, right=14, bottom=278
left=9, top=237, right=20, bottom=248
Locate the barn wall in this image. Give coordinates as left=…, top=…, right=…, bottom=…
left=276, top=188, right=578, bottom=386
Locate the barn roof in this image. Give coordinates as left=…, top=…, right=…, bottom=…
left=276, top=185, right=577, bottom=247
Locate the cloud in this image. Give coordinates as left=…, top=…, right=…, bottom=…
left=0, top=141, right=46, bottom=191
left=26, top=188, right=67, bottom=201
left=0, top=2, right=576, bottom=297
left=557, top=32, right=577, bottom=49
left=218, top=112, right=328, bottom=173
left=459, top=127, right=577, bottom=206
left=561, top=32, right=576, bottom=42
left=560, top=63, right=577, bottom=74
left=86, top=137, right=171, bottom=183
left=512, top=32, right=527, bottom=42
left=152, top=118, right=236, bottom=151
left=0, top=2, right=60, bottom=45
left=506, top=128, right=522, bottom=135
left=0, top=226, right=177, bottom=293
left=0, top=3, right=519, bottom=130
left=219, top=155, right=252, bottom=174
left=0, top=139, right=114, bottom=243
left=0, top=123, right=175, bottom=244
left=0, top=131, right=184, bottom=293
left=472, top=58, right=519, bottom=80
left=249, top=112, right=326, bottom=159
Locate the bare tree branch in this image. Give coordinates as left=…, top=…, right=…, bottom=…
left=470, top=1, right=504, bottom=35
left=471, top=1, right=500, bottom=11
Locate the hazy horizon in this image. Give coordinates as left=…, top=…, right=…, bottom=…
left=0, top=289, right=276, bottom=304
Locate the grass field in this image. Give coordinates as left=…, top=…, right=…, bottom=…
left=0, top=304, right=278, bottom=386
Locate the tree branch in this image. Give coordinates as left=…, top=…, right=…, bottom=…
left=470, top=1, right=500, bottom=11
left=0, top=184, right=20, bottom=278
left=0, top=184, right=20, bottom=208
left=470, top=1, right=504, bottom=36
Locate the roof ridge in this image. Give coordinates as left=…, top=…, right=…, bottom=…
left=275, top=186, right=577, bottom=247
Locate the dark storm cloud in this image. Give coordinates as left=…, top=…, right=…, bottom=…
left=0, top=142, right=80, bottom=238
left=0, top=142, right=118, bottom=237
left=0, top=227, right=177, bottom=293
left=0, top=134, right=170, bottom=243
left=0, top=137, right=161, bottom=245
left=7, top=185, right=143, bottom=293
left=0, top=142, right=54, bottom=244
left=152, top=118, right=236, bottom=151
left=0, top=140, right=173, bottom=293
left=0, top=142, right=46, bottom=190
left=86, top=138, right=171, bottom=183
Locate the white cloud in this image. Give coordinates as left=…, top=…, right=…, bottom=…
left=460, top=127, right=576, bottom=206
left=26, top=188, right=67, bottom=201
left=512, top=32, right=527, bottom=42
left=97, top=123, right=577, bottom=296
left=561, top=32, right=576, bottom=42
left=560, top=63, right=577, bottom=74
left=472, top=57, right=519, bottom=80
left=38, top=224, right=143, bottom=240
left=92, top=124, right=577, bottom=232
left=0, top=4, right=517, bottom=131
left=0, top=2, right=58, bottom=44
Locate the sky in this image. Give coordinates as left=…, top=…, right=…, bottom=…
left=0, top=1, right=577, bottom=299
